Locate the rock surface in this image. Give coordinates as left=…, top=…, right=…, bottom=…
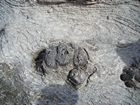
left=68, top=68, right=87, bottom=86
left=35, top=42, right=93, bottom=89
left=120, top=65, right=140, bottom=88
left=73, top=47, right=89, bottom=67
left=56, top=43, right=74, bottom=66
left=45, top=46, right=57, bottom=68
left=0, top=0, right=140, bottom=104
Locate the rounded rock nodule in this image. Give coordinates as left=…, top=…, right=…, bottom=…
left=120, top=74, right=132, bottom=81
left=120, top=65, right=140, bottom=88
left=67, top=69, right=87, bottom=86
left=56, top=43, right=74, bottom=66
left=44, top=46, right=57, bottom=69
left=73, top=47, right=89, bottom=67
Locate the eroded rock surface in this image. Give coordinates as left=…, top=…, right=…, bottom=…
left=74, top=47, right=89, bottom=67
left=56, top=43, right=74, bottom=66
left=0, top=0, right=140, bottom=104
left=35, top=42, right=96, bottom=89
left=45, top=46, right=57, bottom=68
left=120, top=65, right=140, bottom=88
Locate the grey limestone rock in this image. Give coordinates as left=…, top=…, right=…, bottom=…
left=67, top=68, right=87, bottom=86
left=73, top=48, right=89, bottom=67
left=1, top=0, right=140, bottom=104
left=44, top=46, right=57, bottom=69
left=56, top=43, right=74, bottom=66
left=134, top=70, right=140, bottom=83
left=120, top=73, right=132, bottom=81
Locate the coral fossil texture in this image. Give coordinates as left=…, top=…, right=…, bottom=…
left=0, top=0, right=140, bottom=105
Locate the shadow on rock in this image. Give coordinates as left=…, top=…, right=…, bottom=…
left=36, top=83, right=78, bottom=105
left=116, top=39, right=140, bottom=66
left=116, top=39, right=140, bottom=88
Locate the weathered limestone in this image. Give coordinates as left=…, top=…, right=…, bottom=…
left=35, top=42, right=96, bottom=89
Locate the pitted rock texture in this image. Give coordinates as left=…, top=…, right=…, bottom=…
left=35, top=42, right=95, bottom=89
left=0, top=0, right=140, bottom=104
left=37, top=0, right=98, bottom=5
left=73, top=47, right=89, bottom=67
left=56, top=43, right=74, bottom=66
left=120, top=65, right=140, bottom=88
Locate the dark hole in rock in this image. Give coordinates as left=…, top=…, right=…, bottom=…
left=120, top=73, right=132, bottom=81
left=0, top=26, right=7, bottom=51
left=56, top=43, right=74, bottom=66
left=123, top=68, right=134, bottom=78
left=44, top=46, right=58, bottom=69
left=67, top=68, right=87, bottom=87
left=0, top=63, right=30, bottom=104
left=124, top=81, right=135, bottom=88
left=35, top=49, right=46, bottom=75
left=73, top=47, right=89, bottom=67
